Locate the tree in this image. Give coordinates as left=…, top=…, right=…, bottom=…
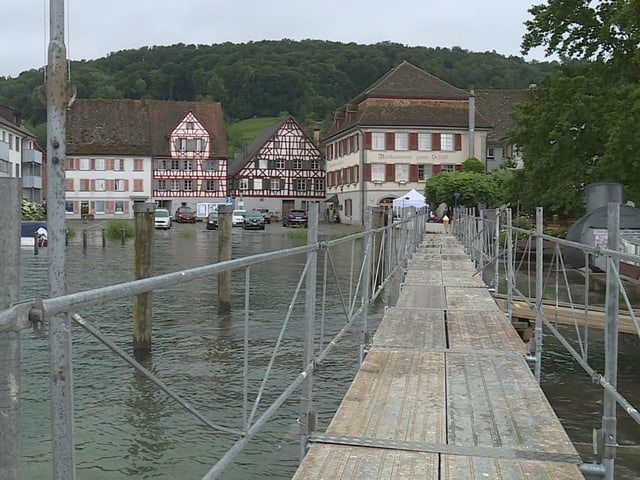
left=461, top=157, right=484, bottom=173
left=423, top=171, right=507, bottom=209
left=509, top=0, right=640, bottom=216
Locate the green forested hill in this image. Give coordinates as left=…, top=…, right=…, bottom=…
left=0, top=40, right=558, bottom=147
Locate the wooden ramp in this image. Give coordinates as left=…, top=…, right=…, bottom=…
left=293, top=233, right=584, bottom=479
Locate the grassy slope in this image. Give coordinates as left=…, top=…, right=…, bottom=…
left=226, top=116, right=287, bottom=155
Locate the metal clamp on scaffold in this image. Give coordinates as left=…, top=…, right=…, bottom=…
left=29, top=297, right=45, bottom=337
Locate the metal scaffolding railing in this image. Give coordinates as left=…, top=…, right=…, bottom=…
left=452, top=204, right=640, bottom=480
left=0, top=205, right=425, bottom=480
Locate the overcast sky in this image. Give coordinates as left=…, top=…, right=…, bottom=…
left=3, top=0, right=548, bottom=78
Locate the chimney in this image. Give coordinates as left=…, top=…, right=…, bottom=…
left=313, top=122, right=321, bottom=145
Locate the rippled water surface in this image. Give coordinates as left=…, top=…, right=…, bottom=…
left=17, top=223, right=640, bottom=479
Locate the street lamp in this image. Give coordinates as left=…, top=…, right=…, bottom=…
left=453, top=192, right=460, bottom=210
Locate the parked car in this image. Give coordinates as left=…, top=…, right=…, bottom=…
left=154, top=208, right=172, bottom=229
left=174, top=206, right=196, bottom=223
left=282, top=209, right=308, bottom=228
left=242, top=210, right=266, bottom=230
left=232, top=210, right=246, bottom=227
left=253, top=208, right=271, bottom=224
left=206, top=212, right=218, bottom=230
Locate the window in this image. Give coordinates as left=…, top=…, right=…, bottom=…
left=178, top=138, right=187, bottom=151
left=134, top=159, right=144, bottom=171
left=170, top=180, right=180, bottom=191
left=293, top=159, right=302, bottom=169
left=94, top=158, right=105, bottom=171
left=418, top=133, right=431, bottom=151
left=258, top=158, right=268, bottom=169
left=115, top=179, right=125, bottom=192
left=157, top=159, right=167, bottom=170
left=95, top=179, right=105, bottom=191
left=441, top=164, right=455, bottom=172
left=184, top=160, right=192, bottom=171
left=171, top=160, right=179, bottom=170
left=79, top=158, right=90, bottom=170
left=253, top=178, right=262, bottom=190
left=395, top=133, right=408, bottom=151
left=271, top=181, right=280, bottom=191
left=65, top=201, right=74, bottom=214
left=240, top=178, right=249, bottom=191
left=205, top=160, right=219, bottom=171
left=395, top=164, right=409, bottom=182
left=115, top=201, right=124, bottom=214
left=186, top=122, right=194, bottom=130
left=8, top=134, right=12, bottom=150
left=114, top=159, right=124, bottom=171
left=157, top=180, right=166, bottom=191
left=295, top=179, right=306, bottom=191
left=418, top=164, right=432, bottom=181
left=372, top=132, right=385, bottom=151
left=95, top=201, right=105, bottom=214
left=205, top=180, right=219, bottom=191
left=276, top=159, right=285, bottom=169
left=310, top=159, right=320, bottom=170
left=194, top=138, right=203, bottom=151
left=65, top=178, right=74, bottom=191
left=133, top=179, right=143, bottom=192
left=371, top=163, right=385, bottom=182
left=487, top=147, right=495, bottom=159
left=184, top=180, right=192, bottom=191
left=15, top=137, right=20, bottom=152
left=440, top=133, right=454, bottom=151
left=313, top=179, right=324, bottom=191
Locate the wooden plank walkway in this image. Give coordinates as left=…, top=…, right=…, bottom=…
left=293, top=232, right=584, bottom=479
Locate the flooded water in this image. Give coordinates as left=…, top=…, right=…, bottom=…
left=16, top=223, right=640, bottom=479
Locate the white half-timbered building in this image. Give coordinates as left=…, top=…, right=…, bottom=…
left=66, top=99, right=228, bottom=219
left=228, top=116, right=325, bottom=217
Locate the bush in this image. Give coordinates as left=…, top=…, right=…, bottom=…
left=104, top=219, right=135, bottom=240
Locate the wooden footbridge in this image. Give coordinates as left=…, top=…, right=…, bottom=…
left=293, top=232, right=584, bottom=479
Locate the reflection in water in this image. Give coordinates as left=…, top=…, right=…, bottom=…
left=18, top=224, right=640, bottom=479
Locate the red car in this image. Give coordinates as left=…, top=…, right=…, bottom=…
left=174, top=206, right=196, bottom=223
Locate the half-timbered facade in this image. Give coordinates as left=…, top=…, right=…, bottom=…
left=228, top=116, right=325, bottom=217
left=66, top=99, right=228, bottom=219
left=321, top=61, right=492, bottom=225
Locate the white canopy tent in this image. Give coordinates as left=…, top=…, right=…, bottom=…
left=392, top=189, right=427, bottom=214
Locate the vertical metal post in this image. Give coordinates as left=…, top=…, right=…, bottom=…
left=299, top=204, right=318, bottom=460
left=602, top=202, right=620, bottom=479
left=217, top=205, right=233, bottom=314
left=0, top=178, right=21, bottom=480
left=361, top=207, right=373, bottom=362
left=505, top=208, right=513, bottom=322
left=494, top=209, right=500, bottom=292
left=533, top=207, right=544, bottom=382
left=46, top=0, right=76, bottom=477
left=133, top=200, right=154, bottom=353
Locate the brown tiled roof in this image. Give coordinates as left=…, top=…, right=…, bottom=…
left=358, top=60, right=469, bottom=100
left=324, top=61, right=492, bottom=140
left=474, top=89, right=533, bottom=144
left=355, top=98, right=491, bottom=129
left=66, top=99, right=228, bottom=158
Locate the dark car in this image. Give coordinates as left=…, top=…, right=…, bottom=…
left=206, top=212, right=218, bottom=230
left=254, top=208, right=271, bottom=224
left=242, top=210, right=265, bottom=230
left=174, top=206, right=196, bottom=223
left=282, top=209, right=308, bottom=228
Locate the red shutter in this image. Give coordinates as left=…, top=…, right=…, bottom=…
left=90, top=158, right=95, bottom=170
left=106, top=201, right=114, bottom=214
left=433, top=164, right=442, bottom=175
left=454, top=164, right=462, bottom=171
left=65, top=179, right=74, bottom=191
left=432, top=133, right=441, bottom=151
left=409, top=133, right=418, bottom=150
left=409, top=164, right=418, bottom=182
left=364, top=132, right=372, bottom=150
left=455, top=133, right=462, bottom=151
left=385, top=132, right=394, bottom=150
left=66, top=158, right=74, bottom=170
left=385, top=163, right=395, bottom=181
left=90, top=179, right=95, bottom=191
left=363, top=163, right=372, bottom=182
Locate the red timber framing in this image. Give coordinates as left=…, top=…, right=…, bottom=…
left=229, top=116, right=325, bottom=199
left=152, top=111, right=227, bottom=200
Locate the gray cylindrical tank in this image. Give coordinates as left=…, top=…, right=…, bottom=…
left=585, top=182, right=623, bottom=214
